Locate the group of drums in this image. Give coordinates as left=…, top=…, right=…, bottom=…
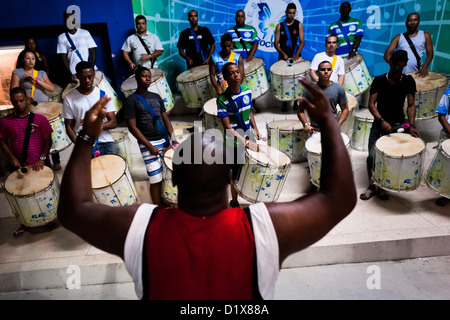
left=3, top=54, right=450, bottom=230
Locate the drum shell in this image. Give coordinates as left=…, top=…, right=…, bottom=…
left=235, top=145, right=291, bottom=203
left=111, top=129, right=133, bottom=169
left=176, top=65, right=216, bottom=109
left=351, top=108, right=374, bottom=151
left=91, top=155, right=137, bottom=206
left=203, top=98, right=224, bottom=133
left=266, top=120, right=309, bottom=163
left=161, top=148, right=177, bottom=205
left=373, top=134, right=426, bottom=192
left=343, top=54, right=373, bottom=98
left=338, top=92, right=359, bottom=138
left=270, top=59, right=311, bottom=101
left=4, top=168, right=59, bottom=228
left=425, top=139, right=450, bottom=198
left=243, top=58, right=269, bottom=100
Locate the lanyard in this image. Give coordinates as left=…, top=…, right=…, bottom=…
left=30, top=69, right=38, bottom=98
left=331, top=54, right=337, bottom=70
left=190, top=28, right=206, bottom=62
left=283, top=21, right=298, bottom=55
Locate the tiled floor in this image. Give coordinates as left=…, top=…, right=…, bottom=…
left=1, top=92, right=449, bottom=299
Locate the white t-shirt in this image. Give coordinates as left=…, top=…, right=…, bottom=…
left=124, top=202, right=280, bottom=300
left=62, top=86, right=115, bottom=143
left=121, top=32, right=164, bottom=69
left=310, top=51, right=345, bottom=84
left=57, top=28, right=98, bottom=75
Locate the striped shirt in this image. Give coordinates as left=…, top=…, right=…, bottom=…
left=328, top=18, right=364, bottom=57
left=0, top=113, right=52, bottom=165
left=226, top=25, right=260, bottom=58
left=217, top=85, right=252, bottom=146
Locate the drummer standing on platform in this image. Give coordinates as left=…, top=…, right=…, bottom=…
left=62, top=62, right=117, bottom=156
left=226, top=10, right=259, bottom=62
left=57, top=10, right=97, bottom=83
left=328, top=2, right=364, bottom=59
left=177, top=10, right=215, bottom=69
left=210, top=33, right=244, bottom=95
left=310, top=35, right=345, bottom=86
left=384, top=12, right=434, bottom=77
left=298, top=61, right=349, bottom=133
left=121, top=15, right=164, bottom=71
left=274, top=3, right=305, bottom=111
left=217, top=62, right=261, bottom=208
left=122, top=66, right=177, bottom=206
left=360, top=50, right=420, bottom=201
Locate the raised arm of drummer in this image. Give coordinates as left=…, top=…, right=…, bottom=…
left=266, top=77, right=357, bottom=265
left=58, top=95, right=138, bottom=259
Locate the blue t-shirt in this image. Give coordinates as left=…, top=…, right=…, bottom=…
left=436, top=87, right=450, bottom=125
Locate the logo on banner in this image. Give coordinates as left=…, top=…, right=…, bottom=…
left=244, top=0, right=303, bottom=53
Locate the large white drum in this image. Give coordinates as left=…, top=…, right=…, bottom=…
left=4, top=166, right=59, bottom=228
left=45, top=84, right=63, bottom=103
left=338, top=92, right=359, bottom=137
left=120, top=69, right=174, bottom=113
left=243, top=58, right=269, bottom=100
left=351, top=108, right=374, bottom=151
left=235, top=145, right=291, bottom=203
left=203, top=98, right=224, bottom=133
left=31, top=101, right=72, bottom=154
left=270, top=59, right=311, bottom=101
left=438, top=129, right=450, bottom=148
left=305, top=132, right=350, bottom=187
left=343, top=54, right=372, bottom=101
left=373, top=133, right=426, bottom=192
left=62, top=71, right=122, bottom=113
left=425, top=139, right=450, bottom=198
left=266, top=119, right=309, bottom=163
left=176, top=65, right=216, bottom=109
left=405, top=71, right=447, bottom=119
left=91, top=154, right=137, bottom=206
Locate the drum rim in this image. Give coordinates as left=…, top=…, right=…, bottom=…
left=266, top=120, right=304, bottom=132
left=245, top=147, right=292, bottom=168
left=424, top=149, right=450, bottom=197
left=244, top=59, right=265, bottom=76
left=407, top=71, right=448, bottom=93
left=176, top=65, right=210, bottom=83
left=5, top=169, right=56, bottom=198
left=91, top=154, right=130, bottom=190
left=344, top=54, right=364, bottom=72
left=374, top=135, right=426, bottom=159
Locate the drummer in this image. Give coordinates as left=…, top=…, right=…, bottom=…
left=209, top=33, right=244, bottom=95
left=17, top=37, right=50, bottom=76
left=328, top=2, right=364, bottom=59
left=121, top=15, right=164, bottom=71
left=274, top=3, right=305, bottom=111
left=360, top=50, right=420, bottom=201
left=310, top=35, right=345, bottom=86
left=297, top=61, right=349, bottom=133
left=122, top=66, right=177, bottom=206
left=217, top=62, right=261, bottom=208
left=384, top=12, right=434, bottom=77
left=434, top=87, right=450, bottom=207
left=62, top=61, right=117, bottom=156
left=11, top=48, right=62, bottom=171
left=226, top=10, right=259, bottom=63
left=177, top=10, right=215, bottom=70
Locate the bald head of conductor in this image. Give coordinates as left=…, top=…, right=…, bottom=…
left=57, top=78, right=356, bottom=299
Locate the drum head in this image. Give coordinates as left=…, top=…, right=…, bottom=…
left=203, top=98, right=218, bottom=115
left=375, top=133, right=425, bottom=157
left=355, top=108, right=374, bottom=120
left=244, top=58, right=263, bottom=74
left=270, top=59, right=311, bottom=76
left=111, top=130, right=127, bottom=143
left=91, top=155, right=126, bottom=189
left=5, top=166, right=54, bottom=196
left=45, top=84, right=62, bottom=98
left=442, top=139, right=450, bottom=155
left=247, top=145, right=291, bottom=166
left=176, top=65, right=210, bottom=83
left=121, top=75, right=137, bottom=93
left=407, top=71, right=447, bottom=92
left=163, top=148, right=174, bottom=170
left=306, top=132, right=349, bottom=154
left=0, top=104, right=14, bottom=113
left=344, top=54, right=363, bottom=72
left=31, top=101, right=62, bottom=120
left=173, top=125, right=193, bottom=144
left=267, top=119, right=304, bottom=131
left=345, top=93, right=358, bottom=111
left=150, top=68, right=164, bottom=84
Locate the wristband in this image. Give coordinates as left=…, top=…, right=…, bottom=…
left=304, top=122, right=310, bottom=127
left=245, top=140, right=250, bottom=146
left=76, top=131, right=96, bottom=146
left=379, top=117, right=385, bottom=123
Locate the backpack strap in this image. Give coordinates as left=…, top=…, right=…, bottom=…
left=21, top=112, right=35, bottom=166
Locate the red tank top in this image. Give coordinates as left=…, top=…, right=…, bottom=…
left=143, top=207, right=256, bottom=300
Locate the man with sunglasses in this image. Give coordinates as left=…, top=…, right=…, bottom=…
left=298, top=61, right=348, bottom=133
left=310, top=35, right=345, bottom=86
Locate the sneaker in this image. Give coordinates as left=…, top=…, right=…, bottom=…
left=229, top=200, right=240, bottom=208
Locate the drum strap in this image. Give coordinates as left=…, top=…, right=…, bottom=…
left=136, top=34, right=156, bottom=68
left=65, top=32, right=84, bottom=62
left=190, top=29, right=206, bottom=62
left=133, top=93, right=171, bottom=147
left=332, top=54, right=337, bottom=70
left=233, top=26, right=249, bottom=55
left=21, top=112, right=35, bottom=166
left=30, top=69, right=38, bottom=98
left=402, top=32, right=422, bottom=69
left=228, top=52, right=236, bottom=63
left=225, top=89, right=247, bottom=132
left=283, top=22, right=298, bottom=56
left=336, top=20, right=352, bottom=50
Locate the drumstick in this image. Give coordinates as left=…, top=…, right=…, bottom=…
left=96, top=157, right=112, bottom=186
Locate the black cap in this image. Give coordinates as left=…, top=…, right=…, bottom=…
left=390, top=50, right=408, bottom=61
